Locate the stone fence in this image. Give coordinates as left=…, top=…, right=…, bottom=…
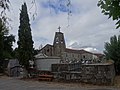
left=51, top=61, right=115, bottom=85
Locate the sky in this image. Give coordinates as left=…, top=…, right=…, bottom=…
left=7, top=0, right=119, bottom=53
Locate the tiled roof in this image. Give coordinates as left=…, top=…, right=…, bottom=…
left=46, top=44, right=53, bottom=47
left=93, top=53, right=104, bottom=57
left=65, top=48, right=93, bottom=54
left=79, top=49, right=93, bottom=54
left=40, top=44, right=53, bottom=51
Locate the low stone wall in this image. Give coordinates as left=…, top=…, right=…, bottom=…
left=52, top=62, right=115, bottom=85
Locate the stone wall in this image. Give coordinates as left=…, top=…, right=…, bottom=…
left=51, top=62, right=115, bottom=85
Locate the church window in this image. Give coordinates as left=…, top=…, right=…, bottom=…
left=83, top=55, right=85, bottom=59
left=47, top=49, right=49, bottom=52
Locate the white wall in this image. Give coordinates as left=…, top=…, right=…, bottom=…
left=35, top=58, right=61, bottom=71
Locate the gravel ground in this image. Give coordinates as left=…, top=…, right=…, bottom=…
left=0, top=76, right=119, bottom=90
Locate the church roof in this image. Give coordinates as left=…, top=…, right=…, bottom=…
left=93, top=53, right=104, bottom=58
left=39, top=44, right=53, bottom=52
left=65, top=48, right=93, bottom=54
left=65, top=48, right=80, bottom=53
left=42, top=44, right=53, bottom=48
left=79, top=49, right=93, bottom=54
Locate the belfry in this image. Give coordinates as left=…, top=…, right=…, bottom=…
left=53, top=27, right=66, bottom=57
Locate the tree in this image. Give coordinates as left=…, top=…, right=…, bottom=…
left=3, top=34, right=15, bottom=58
left=0, top=18, right=15, bottom=72
left=104, top=35, right=120, bottom=75
left=0, top=18, right=8, bottom=71
left=0, top=0, right=10, bottom=26
left=0, top=0, right=9, bottom=10
left=17, top=3, right=34, bottom=71
left=98, top=0, right=120, bottom=29
left=0, top=19, right=5, bottom=71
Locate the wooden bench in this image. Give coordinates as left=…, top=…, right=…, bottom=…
left=37, top=75, right=54, bottom=81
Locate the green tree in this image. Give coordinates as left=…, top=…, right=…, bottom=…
left=0, top=0, right=10, bottom=26
left=0, top=18, right=15, bottom=72
left=0, top=0, right=9, bottom=10
left=98, top=0, right=120, bottom=29
left=3, top=34, right=15, bottom=58
left=104, top=35, right=120, bottom=75
left=17, top=3, right=34, bottom=71
left=0, top=18, right=8, bottom=71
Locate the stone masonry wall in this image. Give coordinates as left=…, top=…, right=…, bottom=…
left=52, top=62, right=115, bottom=85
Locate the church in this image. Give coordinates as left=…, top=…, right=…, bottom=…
left=34, top=28, right=115, bottom=85
left=39, top=27, right=104, bottom=64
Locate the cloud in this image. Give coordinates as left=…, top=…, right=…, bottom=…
left=6, top=0, right=119, bottom=52
left=84, top=47, right=100, bottom=53
left=68, top=42, right=101, bottom=53
left=41, top=0, right=72, bottom=14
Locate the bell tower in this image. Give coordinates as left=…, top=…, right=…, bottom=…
left=53, top=26, right=66, bottom=57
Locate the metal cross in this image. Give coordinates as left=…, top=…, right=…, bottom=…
left=58, top=26, right=61, bottom=32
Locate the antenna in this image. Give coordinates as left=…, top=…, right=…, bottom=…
left=67, top=0, right=72, bottom=28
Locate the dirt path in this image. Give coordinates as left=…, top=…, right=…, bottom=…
left=0, top=76, right=119, bottom=90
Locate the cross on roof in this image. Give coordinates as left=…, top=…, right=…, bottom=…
left=58, top=26, right=61, bottom=32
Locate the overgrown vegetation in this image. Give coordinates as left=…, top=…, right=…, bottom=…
left=104, top=35, right=120, bottom=75
left=98, top=0, right=120, bottom=29
left=0, top=18, right=15, bottom=72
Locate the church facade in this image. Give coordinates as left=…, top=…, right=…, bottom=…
left=39, top=31, right=104, bottom=64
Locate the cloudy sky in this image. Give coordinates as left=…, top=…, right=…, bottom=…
left=7, top=0, right=119, bottom=53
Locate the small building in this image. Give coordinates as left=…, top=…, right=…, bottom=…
left=7, top=59, right=21, bottom=77
left=34, top=53, right=61, bottom=71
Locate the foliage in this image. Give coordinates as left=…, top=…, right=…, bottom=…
left=0, top=0, right=9, bottom=10
left=0, top=18, right=15, bottom=72
left=33, top=49, right=39, bottom=56
left=0, top=18, right=5, bottom=71
left=104, top=35, right=120, bottom=74
left=17, top=3, right=34, bottom=70
left=0, top=0, right=10, bottom=27
left=0, top=18, right=15, bottom=58
left=3, top=34, right=15, bottom=58
left=98, top=0, right=120, bottom=29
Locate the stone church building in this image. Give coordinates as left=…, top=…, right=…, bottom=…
left=39, top=30, right=104, bottom=64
